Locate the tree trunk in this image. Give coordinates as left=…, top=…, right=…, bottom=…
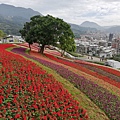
left=38, top=47, right=40, bottom=52
left=61, top=50, right=65, bottom=57
left=38, top=44, right=40, bottom=52
left=40, top=44, right=45, bottom=54
left=29, top=43, right=31, bottom=51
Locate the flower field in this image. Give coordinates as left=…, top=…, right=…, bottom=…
left=45, top=54, right=120, bottom=89
left=11, top=46, right=120, bottom=120
left=18, top=42, right=61, bottom=56
left=0, top=44, right=88, bottom=119
left=74, top=60, right=120, bottom=77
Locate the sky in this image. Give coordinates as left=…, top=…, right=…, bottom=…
left=0, top=0, right=120, bottom=26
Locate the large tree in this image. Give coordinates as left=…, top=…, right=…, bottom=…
left=20, top=15, right=75, bottom=54
left=56, top=22, right=76, bottom=56
left=19, top=22, right=34, bottom=51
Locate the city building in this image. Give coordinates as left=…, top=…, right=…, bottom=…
left=0, top=35, right=24, bottom=43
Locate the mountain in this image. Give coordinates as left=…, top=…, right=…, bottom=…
left=0, top=4, right=42, bottom=35
left=80, top=21, right=104, bottom=30
left=106, top=26, right=120, bottom=33
left=0, top=4, right=42, bottom=19
left=69, top=23, right=98, bottom=38
left=80, top=21, right=120, bottom=33
left=0, top=3, right=97, bottom=37
left=1, top=4, right=120, bottom=37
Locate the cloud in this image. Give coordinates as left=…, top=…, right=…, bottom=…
left=102, top=0, right=120, bottom=2
left=0, top=0, right=120, bottom=26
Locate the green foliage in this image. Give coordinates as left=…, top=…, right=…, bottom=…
left=20, top=15, right=76, bottom=54
left=0, top=16, right=23, bottom=35
left=20, top=22, right=34, bottom=44
left=111, top=55, right=120, bottom=62
left=0, top=30, right=6, bottom=38
left=0, top=4, right=41, bottom=35
left=87, top=61, right=105, bottom=65
left=67, top=51, right=83, bottom=57
left=57, top=22, right=76, bottom=56
left=69, top=23, right=98, bottom=38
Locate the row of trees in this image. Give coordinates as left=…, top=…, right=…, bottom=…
left=20, top=15, right=76, bottom=55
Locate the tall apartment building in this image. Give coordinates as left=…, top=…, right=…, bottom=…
left=112, top=38, right=120, bottom=54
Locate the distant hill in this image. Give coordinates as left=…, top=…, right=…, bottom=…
left=80, top=21, right=104, bottom=30
left=0, top=4, right=42, bottom=19
left=106, top=26, right=120, bottom=33
left=0, top=4, right=42, bottom=35
left=80, top=21, right=120, bottom=33
left=1, top=4, right=120, bottom=36
left=0, top=3, right=98, bottom=37
left=69, top=23, right=97, bottom=38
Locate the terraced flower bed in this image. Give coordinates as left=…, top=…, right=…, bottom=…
left=74, top=60, right=120, bottom=77
left=76, top=63, right=120, bottom=82
left=11, top=47, right=120, bottom=120
left=0, top=44, right=88, bottom=119
left=45, top=54, right=120, bottom=89
left=57, top=57, right=120, bottom=83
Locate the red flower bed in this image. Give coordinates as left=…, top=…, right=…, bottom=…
left=18, top=43, right=61, bottom=56
left=11, top=47, right=120, bottom=120
left=45, top=53, right=120, bottom=88
left=0, top=44, right=88, bottom=119
left=18, top=43, right=39, bottom=51
left=75, top=60, right=120, bottom=77
left=45, top=50, right=61, bottom=56
left=74, top=61, right=120, bottom=83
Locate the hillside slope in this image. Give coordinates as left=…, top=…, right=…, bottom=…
left=0, top=4, right=42, bottom=35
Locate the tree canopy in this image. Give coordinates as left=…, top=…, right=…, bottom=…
left=20, top=15, right=76, bottom=54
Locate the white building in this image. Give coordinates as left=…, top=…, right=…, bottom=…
left=99, top=47, right=116, bottom=58
left=0, top=35, right=24, bottom=43
left=105, top=60, right=120, bottom=69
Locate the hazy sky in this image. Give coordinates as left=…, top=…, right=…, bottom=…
left=0, top=0, right=120, bottom=26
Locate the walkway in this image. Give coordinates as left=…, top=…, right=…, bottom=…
left=75, top=55, right=105, bottom=63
